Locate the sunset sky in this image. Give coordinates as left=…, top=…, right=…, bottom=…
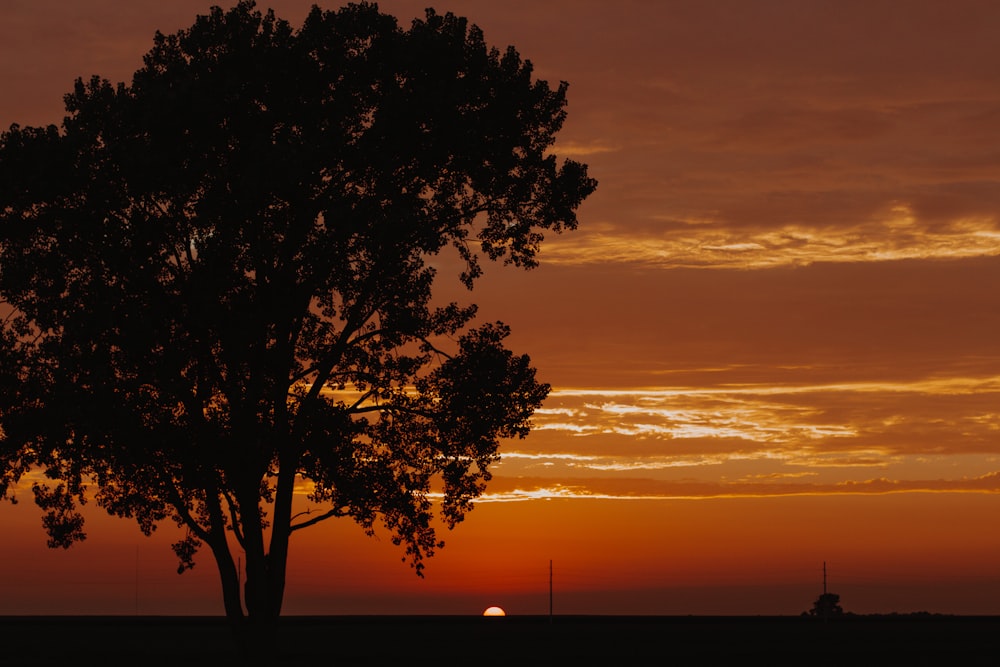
left=4, top=0, right=1000, bottom=616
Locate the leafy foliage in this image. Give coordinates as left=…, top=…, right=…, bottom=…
left=809, top=593, right=844, bottom=618
left=0, top=1, right=594, bottom=619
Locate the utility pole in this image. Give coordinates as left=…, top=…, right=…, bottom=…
left=549, top=559, right=553, bottom=623
left=823, top=561, right=827, bottom=596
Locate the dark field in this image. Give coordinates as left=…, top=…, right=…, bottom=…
left=1, top=615, right=997, bottom=666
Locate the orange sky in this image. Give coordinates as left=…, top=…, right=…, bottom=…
left=3, top=0, right=1000, bottom=616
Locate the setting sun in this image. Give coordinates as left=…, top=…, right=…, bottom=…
left=483, top=606, right=506, bottom=617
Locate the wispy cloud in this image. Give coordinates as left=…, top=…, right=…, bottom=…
left=528, top=376, right=1000, bottom=457
left=540, top=209, right=1000, bottom=269
left=496, top=374, right=1000, bottom=500
left=551, top=139, right=620, bottom=157
left=474, top=472, right=1000, bottom=502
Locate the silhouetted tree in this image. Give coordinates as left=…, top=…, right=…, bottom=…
left=0, top=1, right=595, bottom=622
left=809, top=592, right=844, bottom=618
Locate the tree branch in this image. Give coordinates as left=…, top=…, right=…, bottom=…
left=291, top=299, right=378, bottom=428
left=222, top=488, right=246, bottom=548
left=162, top=482, right=211, bottom=543
left=418, top=335, right=454, bottom=361
left=349, top=402, right=434, bottom=419
left=289, top=506, right=346, bottom=532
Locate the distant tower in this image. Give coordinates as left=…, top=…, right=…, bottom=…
left=810, top=561, right=843, bottom=619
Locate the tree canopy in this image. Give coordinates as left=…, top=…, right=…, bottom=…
left=0, top=1, right=595, bottom=620
left=809, top=592, right=844, bottom=618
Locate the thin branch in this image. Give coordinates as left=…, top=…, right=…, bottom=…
left=295, top=301, right=376, bottom=414
left=289, top=506, right=346, bottom=532
left=290, top=324, right=392, bottom=385
left=349, top=402, right=434, bottom=419
left=221, top=488, right=246, bottom=548
left=2, top=306, right=24, bottom=325
left=418, top=335, right=453, bottom=360
left=162, top=482, right=211, bottom=543
left=346, top=388, right=377, bottom=412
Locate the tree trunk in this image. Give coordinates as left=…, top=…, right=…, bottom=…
left=239, top=556, right=291, bottom=621
left=237, top=478, right=284, bottom=620
left=242, top=529, right=273, bottom=619
left=221, top=447, right=298, bottom=622
left=206, top=534, right=244, bottom=621
left=263, top=458, right=297, bottom=618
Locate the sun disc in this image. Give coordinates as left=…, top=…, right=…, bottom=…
left=483, top=606, right=506, bottom=617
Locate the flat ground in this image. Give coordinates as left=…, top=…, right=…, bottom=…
left=0, top=615, right=997, bottom=666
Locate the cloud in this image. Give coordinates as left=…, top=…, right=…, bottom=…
left=551, top=140, right=620, bottom=157
left=500, top=451, right=727, bottom=471
left=494, top=374, right=1000, bottom=500
left=494, top=2, right=1000, bottom=274
left=539, top=211, right=1000, bottom=269
left=474, top=471, right=1000, bottom=502
left=529, top=376, right=1000, bottom=453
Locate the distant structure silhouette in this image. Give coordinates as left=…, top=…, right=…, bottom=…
left=549, top=559, right=554, bottom=623
left=808, top=562, right=844, bottom=618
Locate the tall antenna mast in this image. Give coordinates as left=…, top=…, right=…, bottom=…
left=823, top=561, right=827, bottom=596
